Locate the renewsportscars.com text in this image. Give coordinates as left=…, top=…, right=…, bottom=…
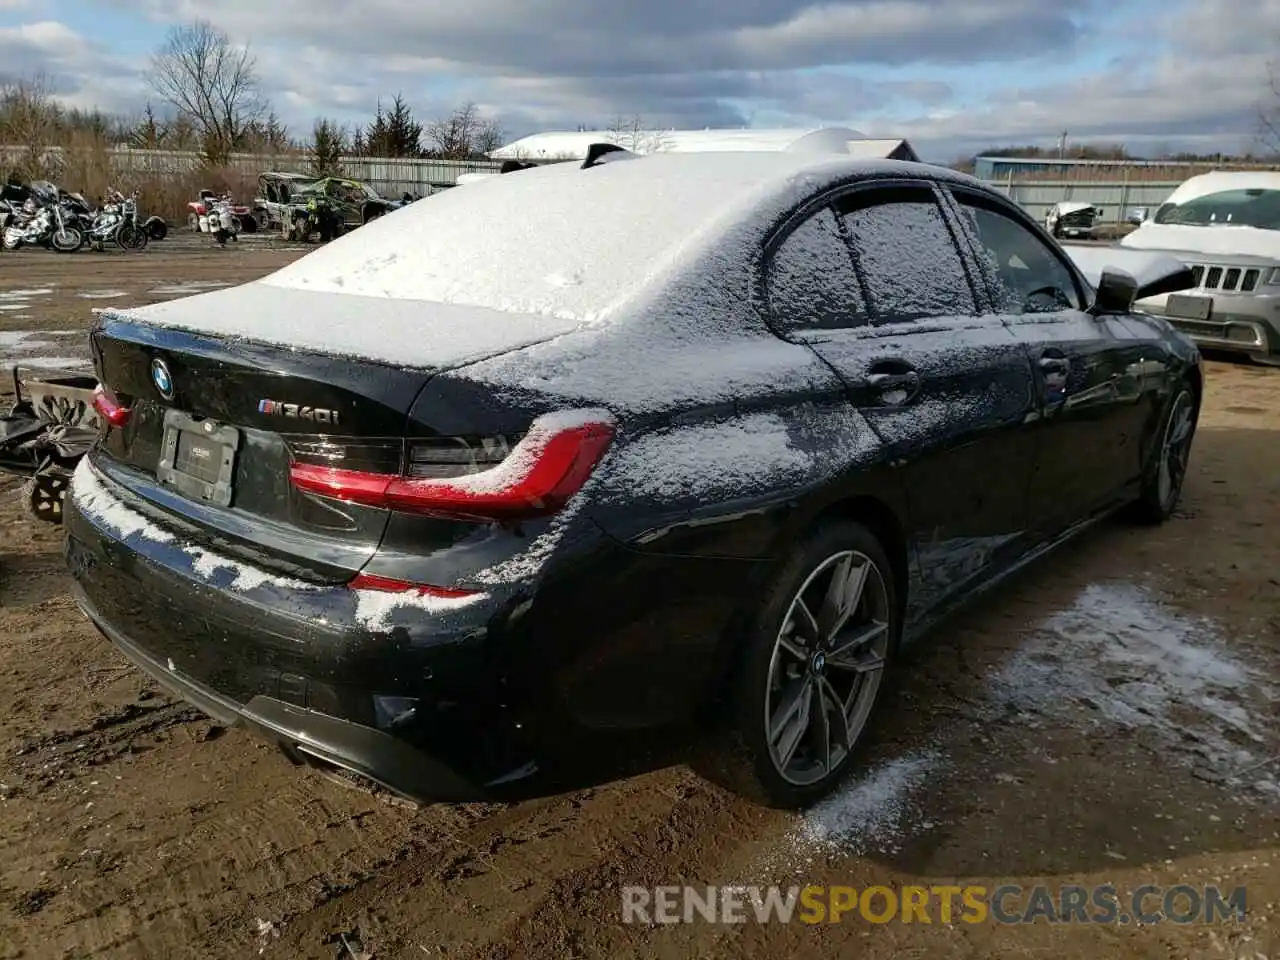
left=621, top=884, right=1247, bottom=925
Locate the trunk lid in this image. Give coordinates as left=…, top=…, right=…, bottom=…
left=91, top=315, right=434, bottom=582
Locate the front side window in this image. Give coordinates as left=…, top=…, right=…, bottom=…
left=955, top=196, right=1083, bottom=314
left=766, top=206, right=868, bottom=332
left=836, top=186, right=976, bottom=322
left=1153, top=188, right=1280, bottom=230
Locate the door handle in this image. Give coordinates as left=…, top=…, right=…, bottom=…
left=867, top=371, right=920, bottom=391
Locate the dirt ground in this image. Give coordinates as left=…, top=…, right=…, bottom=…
left=0, top=242, right=1276, bottom=960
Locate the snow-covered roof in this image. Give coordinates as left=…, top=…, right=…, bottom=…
left=1161, top=170, right=1280, bottom=204
left=114, top=151, right=973, bottom=368
left=488, top=126, right=922, bottom=162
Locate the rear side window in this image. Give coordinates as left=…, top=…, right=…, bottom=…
left=955, top=195, right=1083, bottom=314
left=766, top=206, right=868, bottom=331
left=836, top=186, right=976, bottom=322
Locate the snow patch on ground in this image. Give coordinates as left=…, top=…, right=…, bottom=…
left=0, top=331, right=55, bottom=349
left=990, top=581, right=1278, bottom=794
left=786, top=751, right=944, bottom=863
left=0, top=288, right=53, bottom=299
left=6, top=356, right=90, bottom=369
left=77, top=290, right=129, bottom=299
left=779, top=580, right=1275, bottom=863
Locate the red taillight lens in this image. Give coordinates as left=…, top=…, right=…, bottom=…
left=348, top=573, right=478, bottom=597
left=92, top=384, right=131, bottom=427
left=290, top=410, right=615, bottom=521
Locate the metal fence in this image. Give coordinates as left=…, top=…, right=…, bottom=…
left=0, top=145, right=504, bottom=196
left=981, top=177, right=1182, bottom=224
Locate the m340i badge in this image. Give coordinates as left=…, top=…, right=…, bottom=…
left=258, top=399, right=340, bottom=425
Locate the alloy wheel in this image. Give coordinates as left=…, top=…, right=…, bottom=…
left=764, top=550, right=891, bottom=786
left=1157, top=390, right=1195, bottom=509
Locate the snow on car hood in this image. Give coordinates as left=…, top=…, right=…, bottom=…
left=103, top=281, right=588, bottom=369
left=1063, top=245, right=1196, bottom=297
left=1051, top=201, right=1097, bottom=217
left=1120, top=222, right=1280, bottom=259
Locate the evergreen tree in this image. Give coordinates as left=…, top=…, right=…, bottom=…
left=364, top=101, right=392, bottom=157
left=383, top=93, right=422, bottom=157
left=310, top=118, right=345, bottom=176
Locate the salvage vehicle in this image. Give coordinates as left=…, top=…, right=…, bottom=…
left=284, top=176, right=402, bottom=232
left=66, top=149, right=1202, bottom=809
left=1118, top=170, right=1280, bottom=365
left=253, top=172, right=318, bottom=233
left=1044, top=200, right=1103, bottom=239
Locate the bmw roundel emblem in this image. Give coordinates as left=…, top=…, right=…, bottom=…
left=150, top=358, right=174, bottom=400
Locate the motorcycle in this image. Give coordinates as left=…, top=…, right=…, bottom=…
left=204, top=194, right=240, bottom=246
left=87, top=188, right=148, bottom=251
left=0, top=181, right=84, bottom=253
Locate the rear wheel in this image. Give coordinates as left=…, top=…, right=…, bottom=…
left=702, top=521, right=896, bottom=808
left=1132, top=382, right=1197, bottom=524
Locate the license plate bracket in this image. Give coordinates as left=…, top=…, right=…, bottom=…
left=157, top=409, right=240, bottom=507
left=1165, top=293, right=1213, bottom=321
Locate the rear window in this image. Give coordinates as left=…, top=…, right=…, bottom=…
left=259, top=155, right=795, bottom=322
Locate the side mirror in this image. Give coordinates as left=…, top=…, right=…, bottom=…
left=1090, top=267, right=1139, bottom=315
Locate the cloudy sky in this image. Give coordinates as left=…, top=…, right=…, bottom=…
left=1, top=0, right=1277, bottom=160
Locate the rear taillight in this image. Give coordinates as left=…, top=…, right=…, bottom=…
left=92, top=384, right=130, bottom=427
left=348, top=572, right=478, bottom=597
left=289, top=409, right=615, bottom=521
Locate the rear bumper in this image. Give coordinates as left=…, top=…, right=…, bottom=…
left=72, top=582, right=487, bottom=802
left=64, top=461, right=541, bottom=803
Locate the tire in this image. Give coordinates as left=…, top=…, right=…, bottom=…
left=24, top=471, right=69, bottom=524
left=188, top=213, right=199, bottom=232
left=1131, top=381, right=1198, bottom=524
left=146, top=219, right=168, bottom=241
left=51, top=227, right=83, bottom=253
left=116, top=222, right=147, bottom=251
left=240, top=215, right=258, bottom=234
left=700, top=520, right=898, bottom=808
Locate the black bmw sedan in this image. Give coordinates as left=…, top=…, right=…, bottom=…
left=65, top=150, right=1201, bottom=809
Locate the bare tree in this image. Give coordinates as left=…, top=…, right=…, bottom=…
left=1261, top=57, right=1280, bottom=156
left=0, top=73, right=63, bottom=180
left=145, top=20, right=265, bottom=166
left=474, top=116, right=505, bottom=156
left=604, top=113, right=670, bottom=154
left=425, top=102, right=493, bottom=159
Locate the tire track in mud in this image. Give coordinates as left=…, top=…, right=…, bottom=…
left=7, top=696, right=205, bottom=798
left=259, top=769, right=787, bottom=960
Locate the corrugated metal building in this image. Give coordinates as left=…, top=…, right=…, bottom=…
left=973, top=155, right=1277, bottom=180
